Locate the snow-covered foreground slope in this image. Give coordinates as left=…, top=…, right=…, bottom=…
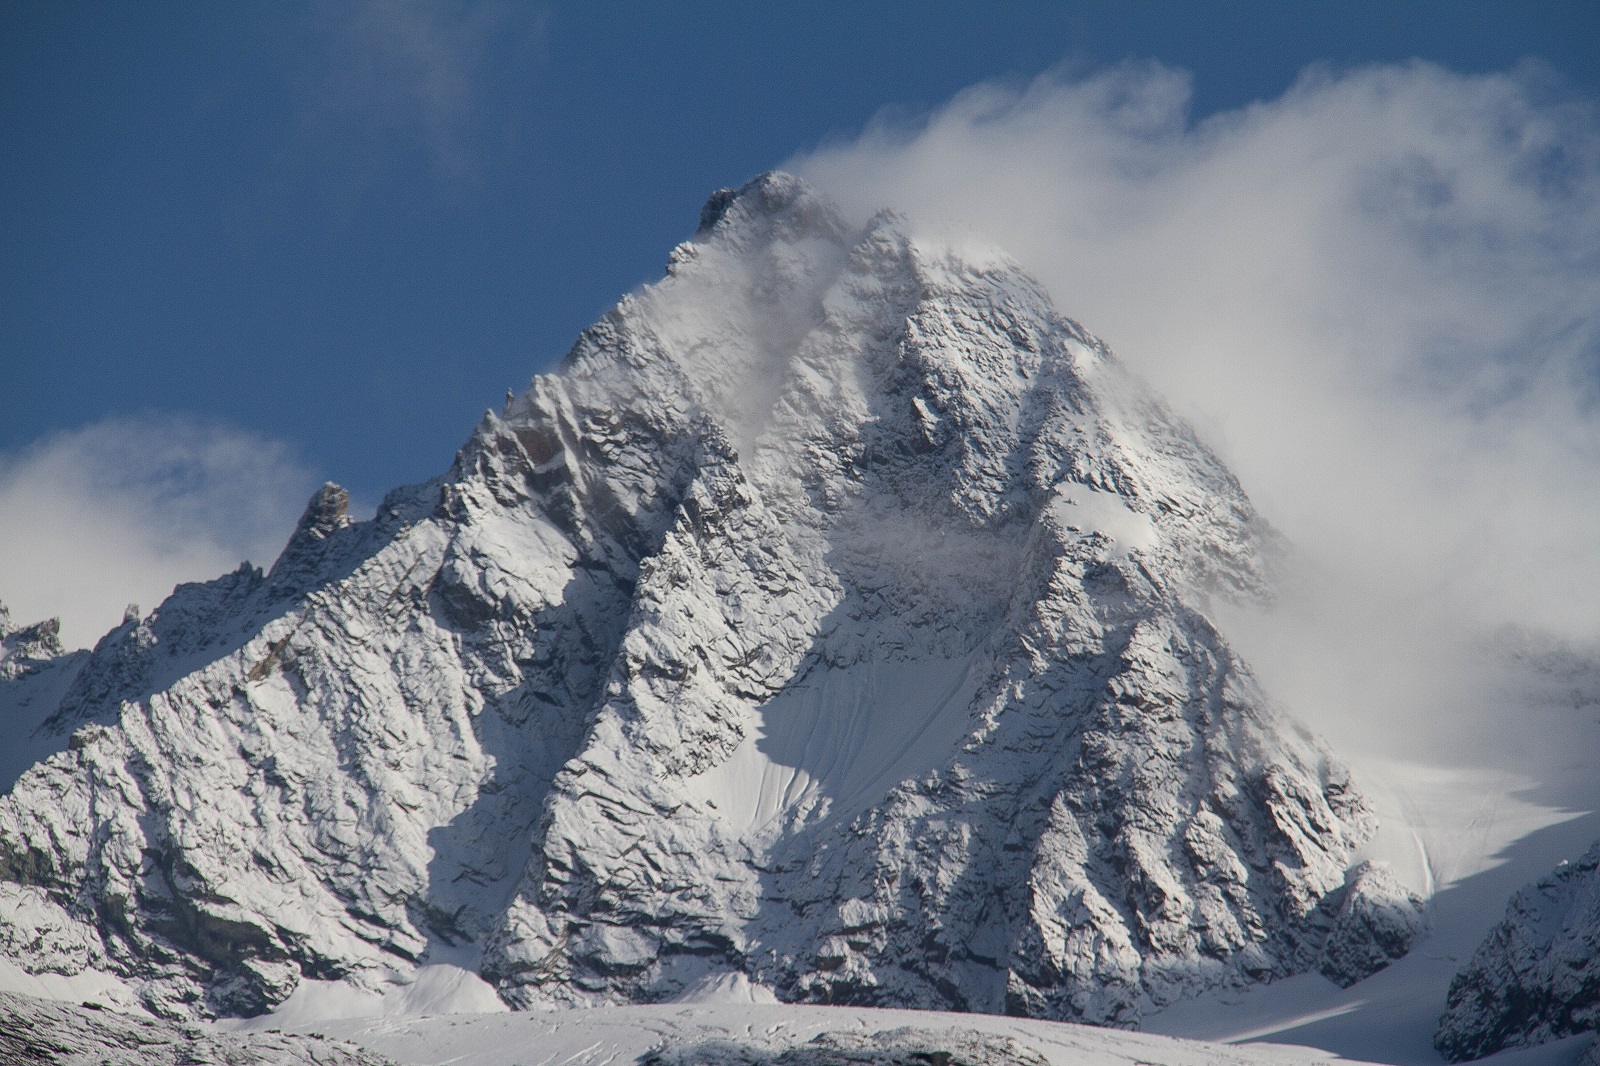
left=0, top=990, right=390, bottom=1065
left=273, top=999, right=1382, bottom=1066
left=0, top=174, right=1416, bottom=1028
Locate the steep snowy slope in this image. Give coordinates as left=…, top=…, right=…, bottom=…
left=0, top=174, right=1416, bottom=1026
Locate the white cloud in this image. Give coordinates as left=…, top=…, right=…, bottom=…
left=0, top=417, right=317, bottom=650
left=791, top=61, right=1600, bottom=771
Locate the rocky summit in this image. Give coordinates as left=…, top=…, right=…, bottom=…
left=0, top=174, right=1421, bottom=1026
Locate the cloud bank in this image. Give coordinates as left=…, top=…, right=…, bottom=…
left=0, top=417, right=317, bottom=650
left=792, top=61, right=1600, bottom=771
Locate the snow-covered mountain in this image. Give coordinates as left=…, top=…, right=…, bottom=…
left=0, top=174, right=1421, bottom=1028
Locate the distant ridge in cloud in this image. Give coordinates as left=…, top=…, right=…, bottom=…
left=0, top=416, right=317, bottom=649
left=792, top=60, right=1600, bottom=767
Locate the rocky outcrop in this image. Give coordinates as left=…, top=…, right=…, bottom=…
left=0, top=174, right=1409, bottom=1024
left=0, top=601, right=65, bottom=681
left=1436, top=840, right=1600, bottom=1061
left=1317, top=860, right=1427, bottom=988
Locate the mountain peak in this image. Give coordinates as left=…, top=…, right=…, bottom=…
left=695, top=171, right=842, bottom=238
left=0, top=181, right=1411, bottom=1025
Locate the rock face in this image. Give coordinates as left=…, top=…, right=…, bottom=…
left=1436, top=840, right=1600, bottom=1061
left=0, top=174, right=1411, bottom=1024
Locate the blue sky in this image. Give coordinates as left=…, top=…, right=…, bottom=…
left=4, top=1, right=1600, bottom=645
